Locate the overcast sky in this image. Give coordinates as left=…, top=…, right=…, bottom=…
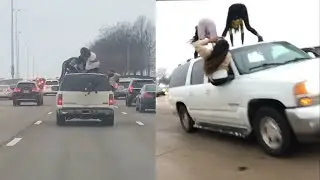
left=0, top=0, right=154, bottom=79
left=156, top=0, right=320, bottom=73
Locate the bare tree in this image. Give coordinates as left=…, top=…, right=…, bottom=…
left=89, top=16, right=155, bottom=76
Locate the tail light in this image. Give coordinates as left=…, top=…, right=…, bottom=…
left=14, top=88, right=21, bottom=92
left=128, top=85, right=133, bottom=94
left=143, top=92, right=153, bottom=98
left=7, top=88, right=12, bottom=92
left=109, top=94, right=115, bottom=105
left=57, top=94, right=63, bottom=105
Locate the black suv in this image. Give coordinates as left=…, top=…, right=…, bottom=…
left=125, top=79, right=155, bottom=107
left=12, top=81, right=44, bottom=106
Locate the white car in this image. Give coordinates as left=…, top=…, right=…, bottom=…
left=0, top=85, right=13, bottom=99
left=56, top=73, right=115, bottom=126
left=168, top=41, right=319, bottom=157
left=43, top=79, right=59, bottom=95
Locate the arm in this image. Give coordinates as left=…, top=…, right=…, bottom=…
left=192, top=38, right=212, bottom=59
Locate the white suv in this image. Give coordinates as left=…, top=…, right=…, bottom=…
left=168, top=41, right=320, bottom=157
left=43, top=79, right=59, bottom=95
left=56, top=73, right=115, bottom=126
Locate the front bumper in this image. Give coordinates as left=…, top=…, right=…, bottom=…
left=57, top=107, right=114, bottom=119
left=286, top=105, right=320, bottom=141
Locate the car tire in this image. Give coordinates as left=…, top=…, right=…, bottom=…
left=139, top=103, right=145, bottom=113
left=178, top=105, right=196, bottom=133
left=37, top=99, right=41, bottom=106
left=127, top=99, right=132, bottom=107
left=16, top=101, right=21, bottom=106
left=253, top=107, right=295, bottom=157
left=101, top=116, right=115, bottom=126
left=56, top=112, right=65, bottom=126
left=135, top=102, right=139, bottom=111
left=13, top=99, right=17, bottom=106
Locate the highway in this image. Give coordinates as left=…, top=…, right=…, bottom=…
left=156, top=96, right=320, bottom=180
left=0, top=95, right=319, bottom=180
left=0, top=96, right=154, bottom=180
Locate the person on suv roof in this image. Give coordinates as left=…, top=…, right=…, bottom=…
left=59, top=47, right=91, bottom=82
left=85, top=52, right=100, bottom=73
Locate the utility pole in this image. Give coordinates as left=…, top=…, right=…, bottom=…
left=14, top=9, right=21, bottom=78
left=26, top=47, right=29, bottom=79
left=10, top=0, right=15, bottom=78
left=32, top=56, right=35, bottom=78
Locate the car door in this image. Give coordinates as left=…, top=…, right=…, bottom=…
left=185, top=59, right=209, bottom=122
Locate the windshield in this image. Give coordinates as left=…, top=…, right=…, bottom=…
left=145, top=84, right=156, bottom=91
left=45, top=81, right=59, bottom=85
left=60, top=74, right=111, bottom=91
left=231, top=41, right=312, bottom=74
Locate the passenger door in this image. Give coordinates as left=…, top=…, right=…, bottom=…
left=185, top=59, right=208, bottom=122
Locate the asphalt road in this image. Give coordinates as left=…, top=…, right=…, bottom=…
left=156, top=96, right=320, bottom=180
left=0, top=96, right=154, bottom=180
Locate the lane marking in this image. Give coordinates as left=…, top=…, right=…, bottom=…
left=48, top=112, right=52, bottom=115
left=121, top=112, right=127, bottom=114
left=34, top=121, right=42, bottom=125
left=114, top=106, right=118, bottom=108
left=136, top=121, right=144, bottom=126
left=6, top=138, right=22, bottom=147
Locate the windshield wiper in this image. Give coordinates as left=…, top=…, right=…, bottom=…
left=84, top=82, right=98, bottom=95
left=249, top=63, right=282, bottom=71
left=249, top=57, right=310, bottom=71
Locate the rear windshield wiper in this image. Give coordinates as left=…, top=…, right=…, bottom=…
left=249, top=57, right=310, bottom=71
left=249, top=63, right=283, bottom=71
left=84, top=82, right=98, bottom=95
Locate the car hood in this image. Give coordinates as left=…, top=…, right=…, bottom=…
left=245, top=58, right=320, bottom=83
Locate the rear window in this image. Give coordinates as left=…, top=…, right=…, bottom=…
left=60, top=74, right=111, bottom=91
left=145, top=84, right=156, bottom=91
left=132, top=80, right=155, bottom=88
left=119, top=81, right=130, bottom=88
left=45, top=81, right=59, bottom=85
left=17, top=83, right=36, bottom=89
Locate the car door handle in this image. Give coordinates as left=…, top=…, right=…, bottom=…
left=205, top=89, right=210, bottom=94
left=188, top=92, right=193, bottom=96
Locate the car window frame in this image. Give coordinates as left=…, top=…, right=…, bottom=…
left=190, top=59, right=205, bottom=85
left=59, top=74, right=111, bottom=92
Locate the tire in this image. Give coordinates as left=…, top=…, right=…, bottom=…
left=101, top=116, right=115, bottom=126
left=127, top=99, right=132, bottom=107
left=136, top=101, right=139, bottom=111
left=56, top=112, right=65, bottom=126
left=37, top=98, right=41, bottom=106
left=13, top=100, right=17, bottom=106
left=178, top=105, right=196, bottom=133
left=253, top=107, right=295, bottom=157
left=139, top=103, right=145, bottom=113
left=17, top=101, right=21, bottom=106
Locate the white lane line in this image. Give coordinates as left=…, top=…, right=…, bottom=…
left=6, top=138, right=22, bottom=147
left=136, top=121, right=144, bottom=126
left=34, top=121, right=42, bottom=125
left=48, top=112, right=52, bottom=115
left=114, top=106, right=118, bottom=108
left=121, top=112, right=127, bottom=115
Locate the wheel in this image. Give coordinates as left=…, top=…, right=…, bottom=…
left=16, top=101, right=21, bottom=106
left=56, top=112, right=66, bottom=126
left=139, top=103, right=145, bottom=113
left=13, top=99, right=17, bottom=106
left=253, top=107, right=295, bottom=157
left=127, top=99, right=132, bottom=107
left=135, top=101, right=139, bottom=111
left=100, top=116, right=115, bottom=126
left=37, top=98, right=41, bottom=106
left=178, top=105, right=196, bottom=133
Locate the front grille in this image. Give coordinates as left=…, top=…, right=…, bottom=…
left=51, top=86, right=58, bottom=91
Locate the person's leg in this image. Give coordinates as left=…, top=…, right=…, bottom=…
left=240, top=4, right=263, bottom=42
left=59, top=61, right=68, bottom=82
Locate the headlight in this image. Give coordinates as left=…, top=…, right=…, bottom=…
left=294, top=81, right=319, bottom=107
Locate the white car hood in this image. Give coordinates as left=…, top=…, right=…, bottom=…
left=245, top=58, right=320, bottom=83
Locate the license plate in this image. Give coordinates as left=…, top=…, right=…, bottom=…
left=81, top=109, right=90, bottom=114
left=23, top=90, right=29, bottom=93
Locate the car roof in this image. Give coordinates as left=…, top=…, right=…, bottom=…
left=64, top=73, right=106, bottom=77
